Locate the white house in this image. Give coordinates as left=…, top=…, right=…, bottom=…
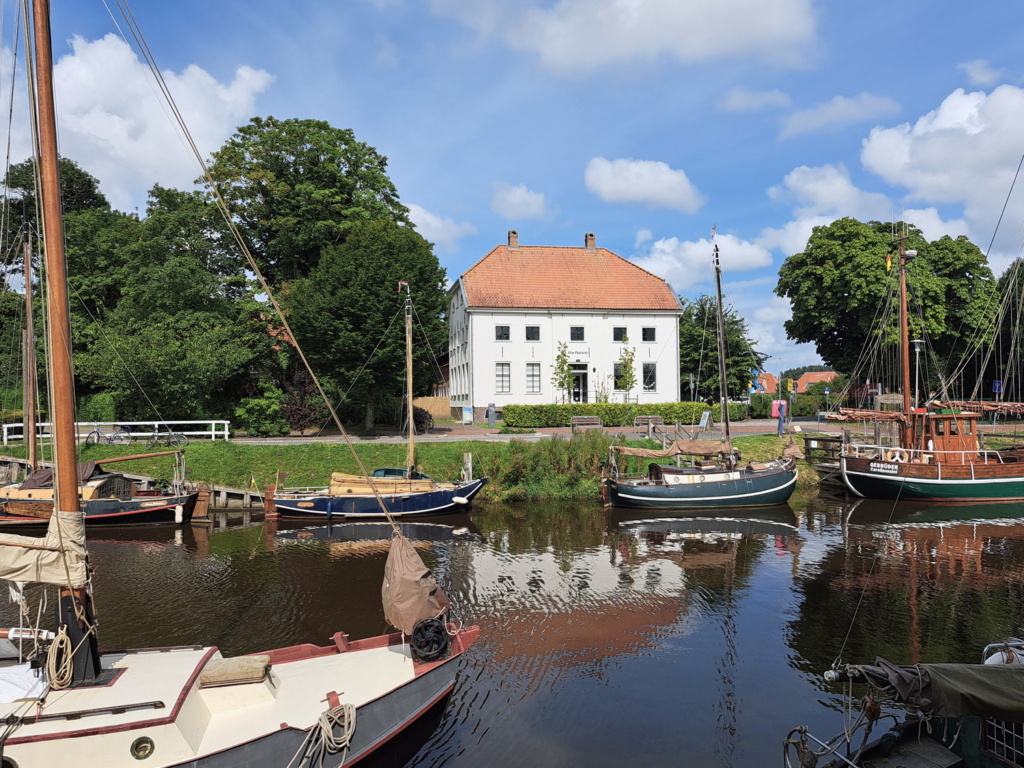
left=448, top=231, right=682, bottom=421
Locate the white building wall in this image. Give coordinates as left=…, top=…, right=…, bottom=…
left=448, top=287, right=681, bottom=416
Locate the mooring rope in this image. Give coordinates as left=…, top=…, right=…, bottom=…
left=285, top=702, right=357, bottom=768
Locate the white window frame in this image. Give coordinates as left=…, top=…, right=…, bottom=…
left=642, top=327, right=656, bottom=342
left=496, top=362, right=511, bottom=393
left=495, top=325, right=510, bottom=341
left=526, top=362, right=541, bottom=393
left=525, top=325, right=540, bottom=341
left=643, top=363, right=657, bottom=392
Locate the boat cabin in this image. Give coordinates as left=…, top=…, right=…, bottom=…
left=909, top=411, right=979, bottom=464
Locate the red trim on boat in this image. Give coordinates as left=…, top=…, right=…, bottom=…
left=344, top=683, right=456, bottom=767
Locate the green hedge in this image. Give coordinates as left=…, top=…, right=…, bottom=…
left=501, top=401, right=747, bottom=428
left=750, top=392, right=832, bottom=418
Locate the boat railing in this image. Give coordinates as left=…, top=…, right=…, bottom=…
left=841, top=443, right=1006, bottom=465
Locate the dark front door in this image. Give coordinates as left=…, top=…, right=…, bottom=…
left=571, top=364, right=588, bottom=403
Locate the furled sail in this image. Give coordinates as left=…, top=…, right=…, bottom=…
left=0, top=510, right=88, bottom=587
left=382, top=532, right=447, bottom=635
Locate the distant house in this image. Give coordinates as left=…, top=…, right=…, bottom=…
left=795, top=371, right=839, bottom=394
left=447, top=231, right=683, bottom=421
left=757, top=373, right=779, bottom=395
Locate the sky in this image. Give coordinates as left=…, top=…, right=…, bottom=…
left=5, top=0, right=1024, bottom=371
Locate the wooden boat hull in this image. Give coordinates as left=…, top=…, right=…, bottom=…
left=271, top=478, right=488, bottom=519
left=603, top=458, right=798, bottom=509
left=841, top=455, right=1024, bottom=501
left=0, top=624, right=479, bottom=768
left=0, top=491, right=198, bottom=525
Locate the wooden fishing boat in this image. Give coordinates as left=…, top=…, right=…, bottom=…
left=602, top=234, right=798, bottom=510
left=831, top=238, right=1024, bottom=501
left=0, top=4, right=479, bottom=765
left=267, top=284, right=488, bottom=520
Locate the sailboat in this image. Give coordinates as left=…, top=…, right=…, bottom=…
left=601, top=235, right=799, bottom=509
left=266, top=283, right=487, bottom=519
left=832, top=235, right=1024, bottom=501
left=0, top=2, right=478, bottom=764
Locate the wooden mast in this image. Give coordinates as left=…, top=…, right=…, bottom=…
left=712, top=238, right=732, bottom=451
left=32, top=0, right=100, bottom=681
left=23, top=237, right=37, bottom=471
left=402, top=282, right=414, bottom=474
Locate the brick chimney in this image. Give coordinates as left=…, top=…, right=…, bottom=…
left=508, top=230, right=519, bottom=249
left=585, top=232, right=595, bottom=251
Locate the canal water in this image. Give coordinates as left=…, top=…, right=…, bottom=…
left=34, top=496, right=1024, bottom=766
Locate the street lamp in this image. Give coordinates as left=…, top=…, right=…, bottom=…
left=911, top=339, right=924, bottom=410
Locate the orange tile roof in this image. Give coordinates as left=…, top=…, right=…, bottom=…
left=757, top=373, right=779, bottom=394
left=459, top=243, right=680, bottom=311
left=796, top=371, right=839, bottom=393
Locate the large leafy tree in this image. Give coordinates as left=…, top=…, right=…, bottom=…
left=75, top=186, right=271, bottom=419
left=679, top=295, right=766, bottom=401
left=205, top=116, right=410, bottom=287
left=283, top=219, right=446, bottom=429
left=775, top=218, right=996, bottom=383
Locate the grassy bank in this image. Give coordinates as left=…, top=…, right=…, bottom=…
left=9, top=432, right=820, bottom=503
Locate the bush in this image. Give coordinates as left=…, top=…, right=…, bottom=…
left=501, top=401, right=746, bottom=428
left=78, top=392, right=116, bottom=422
left=234, top=387, right=290, bottom=436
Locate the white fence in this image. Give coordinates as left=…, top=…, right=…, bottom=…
left=2, top=420, right=230, bottom=446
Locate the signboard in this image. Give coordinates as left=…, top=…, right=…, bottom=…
left=824, top=387, right=830, bottom=395
left=462, top=407, right=473, bottom=425
left=993, top=380, right=1003, bottom=394
left=698, top=410, right=712, bottom=430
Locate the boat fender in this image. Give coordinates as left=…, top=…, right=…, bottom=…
left=175, top=504, right=184, bottom=524
left=452, top=496, right=468, bottom=505
left=410, top=617, right=450, bottom=662
left=884, top=449, right=908, bottom=463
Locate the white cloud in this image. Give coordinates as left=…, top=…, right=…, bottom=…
left=634, top=229, right=652, bottom=248
left=408, top=203, right=477, bottom=253
left=768, top=164, right=891, bottom=219
left=780, top=93, right=900, bottom=139
left=42, top=34, right=273, bottom=211
left=959, top=59, right=1002, bottom=87
left=431, top=0, right=816, bottom=76
left=718, top=87, right=792, bottom=112
left=585, top=157, right=704, bottom=213
left=632, top=233, right=772, bottom=291
left=860, top=86, right=1024, bottom=240
left=490, top=182, right=547, bottom=220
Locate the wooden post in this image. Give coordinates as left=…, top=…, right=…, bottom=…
left=463, top=452, right=473, bottom=482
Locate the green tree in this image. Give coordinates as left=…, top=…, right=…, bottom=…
left=283, top=219, right=445, bottom=429
left=204, top=116, right=410, bottom=287
left=679, top=295, right=765, bottom=401
left=614, top=337, right=637, bottom=400
left=775, top=218, right=996, bottom=382
left=551, top=341, right=573, bottom=404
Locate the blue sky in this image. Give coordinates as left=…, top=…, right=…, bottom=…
left=8, top=0, right=1024, bottom=370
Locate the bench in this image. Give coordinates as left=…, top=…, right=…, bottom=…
left=634, top=415, right=665, bottom=433
left=570, top=416, right=603, bottom=433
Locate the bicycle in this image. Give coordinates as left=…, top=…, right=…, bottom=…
left=85, top=425, right=133, bottom=447
left=146, top=430, right=188, bottom=449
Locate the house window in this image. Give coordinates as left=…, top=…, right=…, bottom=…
left=613, top=327, right=627, bottom=342
left=642, top=327, right=656, bottom=342
left=570, top=326, right=585, bottom=341
left=495, top=325, right=510, bottom=341
left=643, top=363, right=657, bottom=392
left=613, top=363, right=628, bottom=391
left=526, top=325, right=540, bottom=341
left=496, top=363, right=510, bottom=393
left=526, top=363, right=541, bottom=393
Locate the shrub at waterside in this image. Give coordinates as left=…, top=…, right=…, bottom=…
left=501, top=401, right=747, bottom=428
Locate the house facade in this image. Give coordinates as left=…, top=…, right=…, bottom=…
left=448, top=231, right=683, bottom=421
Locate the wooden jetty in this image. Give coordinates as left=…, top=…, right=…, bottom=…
left=801, top=434, right=845, bottom=490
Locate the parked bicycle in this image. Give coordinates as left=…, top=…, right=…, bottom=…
left=85, top=425, right=133, bottom=446
left=146, top=430, right=188, bottom=449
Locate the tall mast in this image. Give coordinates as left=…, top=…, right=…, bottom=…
left=32, top=0, right=78, bottom=516
left=899, top=233, right=912, bottom=417
left=23, top=236, right=37, bottom=471
left=712, top=239, right=732, bottom=450
left=401, top=282, right=414, bottom=473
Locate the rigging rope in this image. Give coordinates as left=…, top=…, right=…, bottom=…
left=285, top=702, right=357, bottom=768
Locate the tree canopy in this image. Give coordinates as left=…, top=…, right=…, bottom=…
left=679, top=295, right=766, bottom=401
left=204, top=116, right=410, bottom=287
left=775, top=218, right=997, bottom=384
left=283, top=219, right=446, bottom=429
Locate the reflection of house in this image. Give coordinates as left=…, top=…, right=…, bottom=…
left=447, top=231, right=682, bottom=420
left=795, top=371, right=838, bottom=393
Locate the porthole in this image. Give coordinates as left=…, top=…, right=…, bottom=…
left=2, top=756, right=20, bottom=768
left=130, top=736, right=155, bottom=760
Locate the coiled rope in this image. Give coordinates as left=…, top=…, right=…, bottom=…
left=45, top=625, right=73, bottom=689
left=285, top=703, right=357, bottom=768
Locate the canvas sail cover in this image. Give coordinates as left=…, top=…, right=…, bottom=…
left=613, top=439, right=733, bottom=459
left=851, top=658, right=1024, bottom=720
left=0, top=510, right=88, bottom=587
left=19, top=462, right=99, bottom=490
left=382, top=532, right=447, bottom=635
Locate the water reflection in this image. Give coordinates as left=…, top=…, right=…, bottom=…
left=1, top=496, right=1022, bottom=767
